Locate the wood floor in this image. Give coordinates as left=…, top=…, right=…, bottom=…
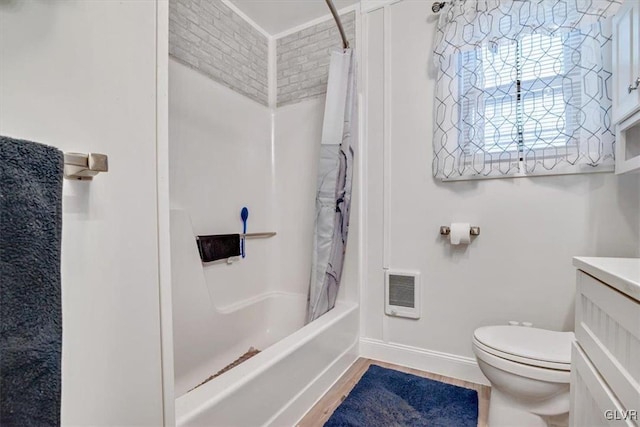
left=297, top=358, right=491, bottom=427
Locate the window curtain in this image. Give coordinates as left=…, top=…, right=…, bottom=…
left=432, top=0, right=621, bottom=180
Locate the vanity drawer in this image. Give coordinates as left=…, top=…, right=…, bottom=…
left=570, top=342, right=636, bottom=427
left=575, top=270, right=640, bottom=415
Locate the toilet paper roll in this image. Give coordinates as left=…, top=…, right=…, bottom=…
left=450, top=223, right=471, bottom=245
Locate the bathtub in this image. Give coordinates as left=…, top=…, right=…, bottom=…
left=175, top=301, right=359, bottom=426
left=173, top=288, right=310, bottom=396
left=171, top=209, right=359, bottom=426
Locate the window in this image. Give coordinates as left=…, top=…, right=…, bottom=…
left=458, top=31, right=581, bottom=160
left=433, top=0, right=618, bottom=180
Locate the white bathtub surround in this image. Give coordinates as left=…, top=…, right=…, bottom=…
left=169, top=29, right=362, bottom=424
left=308, top=48, right=357, bottom=323
left=169, top=58, right=275, bottom=308
left=169, top=57, right=359, bottom=307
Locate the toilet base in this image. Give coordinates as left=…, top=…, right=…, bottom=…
left=489, top=390, right=569, bottom=427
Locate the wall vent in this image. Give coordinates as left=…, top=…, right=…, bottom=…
left=385, top=271, right=420, bottom=319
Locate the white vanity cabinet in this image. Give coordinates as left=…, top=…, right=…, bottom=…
left=613, top=0, right=640, bottom=174
left=570, top=258, right=640, bottom=427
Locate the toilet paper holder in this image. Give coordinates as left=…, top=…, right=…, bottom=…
left=440, top=226, right=480, bottom=236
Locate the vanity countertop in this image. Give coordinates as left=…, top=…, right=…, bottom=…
left=573, top=257, right=640, bottom=302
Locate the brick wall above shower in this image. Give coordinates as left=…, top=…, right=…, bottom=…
left=277, top=12, right=356, bottom=107
left=169, top=0, right=269, bottom=105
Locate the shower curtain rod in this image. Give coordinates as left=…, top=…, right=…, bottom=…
left=325, top=0, right=349, bottom=49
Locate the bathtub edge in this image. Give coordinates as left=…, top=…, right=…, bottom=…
left=264, top=336, right=359, bottom=427
left=175, top=301, right=359, bottom=426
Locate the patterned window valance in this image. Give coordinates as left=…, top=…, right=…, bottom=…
left=432, top=0, right=621, bottom=180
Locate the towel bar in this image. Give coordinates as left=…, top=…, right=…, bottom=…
left=64, top=152, right=108, bottom=180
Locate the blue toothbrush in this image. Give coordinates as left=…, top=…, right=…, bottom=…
left=241, top=207, right=248, bottom=258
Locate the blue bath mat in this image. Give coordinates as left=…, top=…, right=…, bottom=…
left=324, top=364, right=478, bottom=427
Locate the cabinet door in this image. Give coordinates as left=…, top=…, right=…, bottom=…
left=570, top=343, right=635, bottom=427
left=574, top=271, right=640, bottom=412
left=613, top=0, right=640, bottom=124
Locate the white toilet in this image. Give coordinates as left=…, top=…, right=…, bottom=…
left=472, top=325, right=575, bottom=427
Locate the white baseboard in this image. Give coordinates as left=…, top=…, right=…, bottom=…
left=359, top=338, right=490, bottom=386
left=267, top=340, right=359, bottom=427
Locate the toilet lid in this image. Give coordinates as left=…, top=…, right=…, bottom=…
left=474, top=326, right=574, bottom=367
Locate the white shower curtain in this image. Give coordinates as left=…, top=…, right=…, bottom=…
left=306, top=48, right=357, bottom=324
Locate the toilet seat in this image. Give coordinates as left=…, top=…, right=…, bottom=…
left=473, top=326, right=574, bottom=370
left=473, top=343, right=571, bottom=383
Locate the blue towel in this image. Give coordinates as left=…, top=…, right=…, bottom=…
left=0, top=136, right=63, bottom=426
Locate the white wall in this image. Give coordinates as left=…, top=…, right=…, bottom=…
left=0, top=1, right=167, bottom=425
left=362, top=0, right=640, bottom=363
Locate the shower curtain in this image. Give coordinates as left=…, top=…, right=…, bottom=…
left=306, top=48, right=357, bottom=324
